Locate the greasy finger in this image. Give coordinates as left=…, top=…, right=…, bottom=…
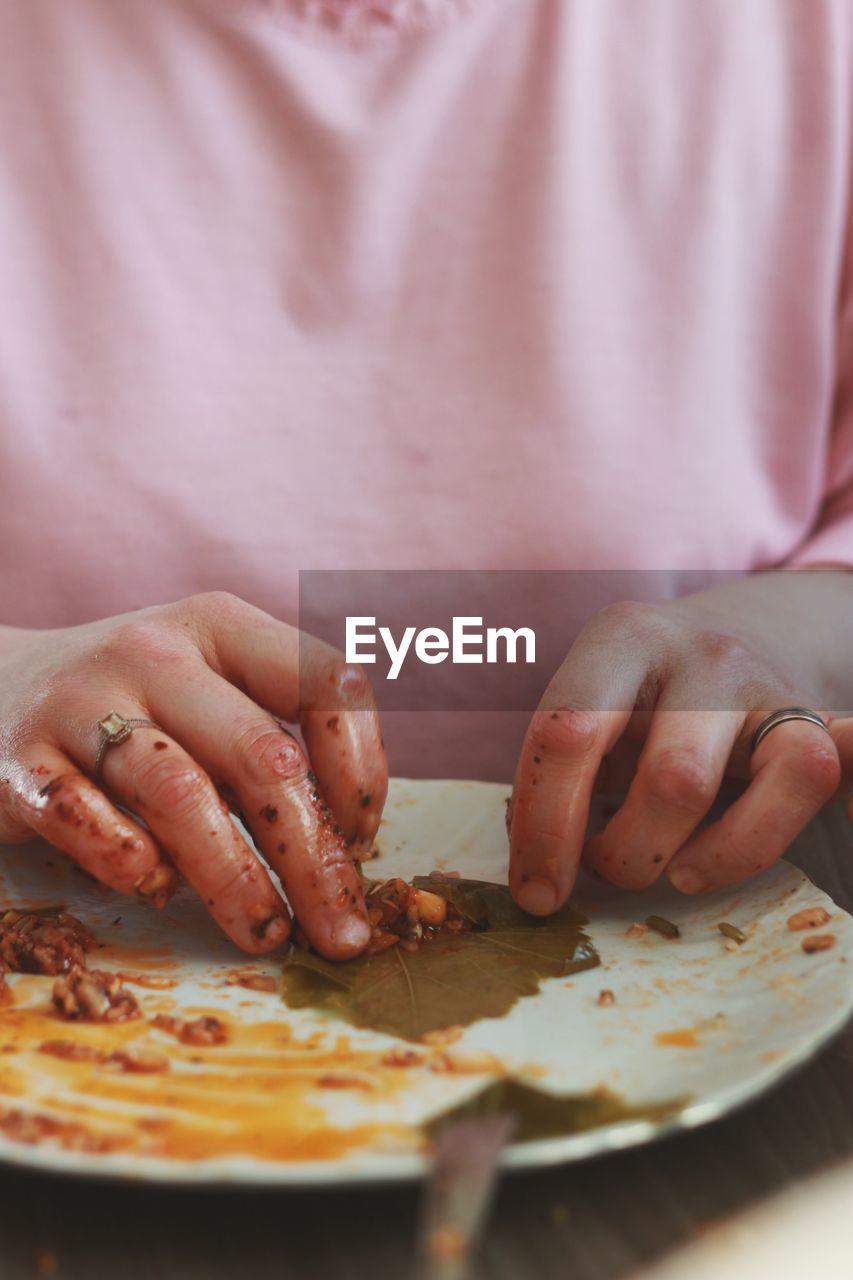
left=583, top=706, right=740, bottom=889
left=13, top=746, right=178, bottom=905
left=509, top=628, right=650, bottom=914
left=301, top=695, right=387, bottom=851
left=189, top=596, right=387, bottom=844
left=145, top=670, right=370, bottom=961
left=666, top=719, right=840, bottom=893
left=81, top=720, right=290, bottom=954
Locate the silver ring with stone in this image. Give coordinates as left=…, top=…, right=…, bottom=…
left=94, top=711, right=161, bottom=779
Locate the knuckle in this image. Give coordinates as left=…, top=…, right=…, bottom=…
left=99, top=620, right=184, bottom=670
left=645, top=751, right=716, bottom=813
left=533, top=707, right=601, bottom=757
left=693, top=629, right=748, bottom=670
left=303, top=642, right=375, bottom=713
left=594, top=600, right=662, bottom=642
left=180, top=592, right=260, bottom=664
left=327, top=662, right=375, bottom=711
left=135, top=756, right=210, bottom=820
left=232, top=722, right=306, bottom=787
left=187, top=591, right=248, bottom=624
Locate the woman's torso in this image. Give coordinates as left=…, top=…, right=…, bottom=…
left=0, top=0, right=850, bottom=774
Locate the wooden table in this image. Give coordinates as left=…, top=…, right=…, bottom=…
left=1, top=805, right=851, bottom=1280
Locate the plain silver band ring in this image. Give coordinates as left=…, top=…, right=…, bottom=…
left=94, top=711, right=161, bottom=779
left=750, top=706, right=830, bottom=755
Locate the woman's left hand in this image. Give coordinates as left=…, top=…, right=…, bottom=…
left=508, top=572, right=849, bottom=915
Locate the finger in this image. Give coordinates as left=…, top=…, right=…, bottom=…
left=64, top=713, right=290, bottom=955
left=186, top=595, right=388, bottom=846
left=666, top=719, right=840, bottom=893
left=827, top=718, right=853, bottom=822
left=583, top=701, right=741, bottom=889
left=509, top=617, right=652, bottom=914
left=301, top=697, right=387, bottom=851
left=828, top=717, right=853, bottom=788
left=12, top=746, right=178, bottom=905
left=145, top=669, right=370, bottom=961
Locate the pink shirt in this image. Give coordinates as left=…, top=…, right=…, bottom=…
left=0, top=0, right=851, bottom=776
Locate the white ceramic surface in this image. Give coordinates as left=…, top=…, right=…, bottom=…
left=0, top=777, right=850, bottom=1185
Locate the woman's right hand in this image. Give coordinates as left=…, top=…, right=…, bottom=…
left=0, top=593, right=387, bottom=960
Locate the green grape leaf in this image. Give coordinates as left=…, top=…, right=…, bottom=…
left=280, top=878, right=599, bottom=1042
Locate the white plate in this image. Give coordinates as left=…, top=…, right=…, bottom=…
left=0, top=778, right=851, bottom=1185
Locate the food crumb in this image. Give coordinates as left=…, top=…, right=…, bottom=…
left=421, top=1026, right=462, bottom=1047
left=117, top=972, right=178, bottom=991
left=597, top=989, right=615, bottom=1006
left=625, top=922, right=647, bottom=939
left=316, top=1074, right=372, bottom=1091
left=646, top=915, right=680, bottom=940
left=787, top=907, right=831, bottom=932
left=52, top=967, right=140, bottom=1023
left=351, top=845, right=379, bottom=863
left=152, top=1014, right=228, bottom=1046
left=224, top=968, right=277, bottom=993
left=801, top=933, right=836, bottom=954
left=381, top=1049, right=423, bottom=1068
left=718, top=922, right=746, bottom=945
left=102, top=1048, right=170, bottom=1074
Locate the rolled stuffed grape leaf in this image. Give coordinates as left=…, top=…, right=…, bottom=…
left=280, top=878, right=599, bottom=1042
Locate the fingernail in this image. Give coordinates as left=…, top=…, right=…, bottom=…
left=350, top=832, right=378, bottom=856
left=357, top=811, right=381, bottom=843
left=135, top=865, right=179, bottom=908
left=668, top=865, right=707, bottom=894
left=515, top=876, right=558, bottom=916
left=331, top=912, right=371, bottom=956
left=251, top=913, right=290, bottom=947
